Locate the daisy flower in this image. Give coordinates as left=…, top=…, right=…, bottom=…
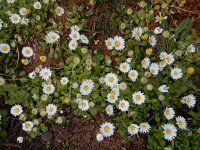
left=119, top=82, right=127, bottom=91
left=22, top=121, right=34, bottom=132
left=21, top=17, right=29, bottom=25
left=68, top=40, right=78, bottom=50
left=107, top=93, right=118, bottom=104
left=46, top=104, right=57, bottom=116
left=149, top=63, right=159, bottom=75
left=128, top=69, right=138, bottom=82
left=132, top=91, right=146, bottom=105
left=17, top=136, right=23, bottom=143
left=118, top=100, right=129, bottom=112
left=71, top=25, right=80, bottom=32
left=155, top=12, right=167, bottom=24
left=181, top=94, right=196, bottom=108
left=78, top=99, right=90, bottom=111
left=187, top=44, right=195, bottom=53
left=159, top=61, right=167, bottom=70
left=141, top=57, right=150, bottom=69
left=128, top=124, right=139, bottom=135
left=60, top=77, right=69, bottom=85
left=69, top=31, right=80, bottom=41
left=170, top=67, right=183, bottom=80
left=22, top=47, right=33, bottom=57
left=80, top=34, right=89, bottom=44
left=10, top=104, right=23, bottom=117
left=158, top=85, right=169, bottom=93
left=100, top=122, right=115, bottom=137
left=96, top=133, right=104, bottom=141
left=55, top=6, right=64, bottom=16
left=119, top=62, right=130, bottom=73
left=113, top=36, right=125, bottom=51
left=105, top=37, right=114, bottom=50
left=176, top=116, right=187, bottom=129
left=10, top=14, right=21, bottom=24
left=33, top=1, right=42, bottom=10
left=7, top=0, right=16, bottom=3
left=164, top=54, right=174, bottom=65
left=39, top=68, right=52, bottom=81
left=104, top=73, right=118, bottom=87
left=164, top=107, right=175, bottom=120
left=154, top=27, right=163, bottom=34
left=0, top=43, right=11, bottom=54
left=19, top=7, right=29, bottom=16
left=105, top=105, right=114, bottom=116
left=29, top=71, right=36, bottom=79
left=132, top=27, right=144, bottom=40
left=42, top=83, right=55, bottom=95
left=159, top=52, right=168, bottom=60
left=111, top=88, right=120, bottom=96
left=162, top=123, right=177, bottom=141
left=139, top=122, right=151, bottom=133
left=80, top=79, right=94, bottom=95
left=149, top=36, right=157, bottom=47
left=45, top=31, right=60, bottom=44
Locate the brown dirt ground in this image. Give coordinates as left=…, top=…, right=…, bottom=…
left=1, top=0, right=200, bottom=150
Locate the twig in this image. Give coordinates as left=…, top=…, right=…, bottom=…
left=15, top=47, right=20, bottom=69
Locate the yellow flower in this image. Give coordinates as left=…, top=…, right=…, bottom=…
left=146, top=48, right=153, bottom=56
left=187, top=67, right=194, bottom=75
left=141, top=34, right=148, bottom=40
left=39, top=55, right=46, bottom=62
left=127, top=7, right=133, bottom=15
left=21, top=59, right=28, bottom=65
left=64, top=97, right=70, bottom=104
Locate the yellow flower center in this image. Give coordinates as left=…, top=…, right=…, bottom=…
left=57, top=8, right=61, bottom=13
left=84, top=85, right=89, bottom=91
left=13, top=16, right=17, bottom=21
left=135, top=31, right=140, bottom=36
left=120, top=103, right=125, bottom=108
left=51, top=35, right=56, bottom=39
left=25, top=50, right=30, bottom=54
left=178, top=121, right=183, bottom=126
left=108, top=77, right=114, bottom=83
left=73, top=34, right=77, bottom=39
left=49, top=107, right=54, bottom=112
left=81, top=102, right=86, bottom=108
left=159, top=16, right=164, bottom=21
left=174, top=71, right=178, bottom=76
left=165, top=110, right=170, bottom=116
left=130, top=126, right=135, bottom=131
left=46, top=86, right=51, bottom=91
left=108, top=41, right=112, bottom=46
left=2, top=46, right=7, bottom=51
left=25, top=123, right=30, bottom=129
left=166, top=129, right=171, bottom=135
left=110, top=95, right=115, bottom=100
left=104, top=126, right=110, bottom=132
left=136, top=95, right=141, bottom=101
left=151, top=69, right=155, bottom=74
left=115, top=41, right=121, bottom=47
left=166, top=57, right=170, bottom=62
left=130, top=72, right=135, bottom=77
left=71, top=43, right=75, bottom=47
left=187, top=98, right=191, bottom=103
left=142, top=60, right=146, bottom=65
left=15, top=108, right=20, bottom=113
left=44, top=72, right=48, bottom=76
left=141, top=125, right=146, bottom=129
left=122, top=65, right=126, bottom=70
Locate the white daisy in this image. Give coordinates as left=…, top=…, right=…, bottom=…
left=68, top=40, right=78, bottom=50
left=176, top=116, right=187, bottom=129
left=149, top=36, right=157, bottom=47
left=104, top=73, right=118, bottom=87
left=119, top=82, right=127, bottom=91
left=160, top=52, right=168, bottom=60
left=10, top=104, right=23, bottom=117
left=78, top=99, right=90, bottom=111
left=119, top=62, right=130, bottom=73
left=46, top=104, right=57, bottom=116
left=7, top=0, right=16, bottom=3
left=139, top=122, right=151, bottom=133
left=155, top=12, right=168, bottom=24
left=22, top=121, right=34, bottom=132
left=71, top=25, right=80, bottom=32
left=29, top=71, right=36, bottom=79
left=128, top=69, right=138, bottom=82
left=141, top=57, right=150, bottom=69
left=55, top=6, right=64, bottom=16
left=21, top=17, right=29, bottom=25
left=113, top=36, right=125, bottom=51
left=96, top=133, right=104, bottom=141
left=162, top=123, right=177, bottom=141
left=33, top=1, right=42, bottom=10
left=149, top=63, right=159, bottom=75
left=80, top=79, right=94, bottom=95
left=19, top=7, right=29, bottom=16
left=164, top=107, right=175, bottom=120
left=158, top=85, right=169, bottom=93
left=164, top=54, right=174, bottom=65
left=17, top=136, right=23, bottom=143
left=181, top=94, right=196, bottom=108
left=187, top=44, right=195, bottom=53
left=111, top=88, right=120, bottom=97
left=69, top=31, right=80, bottom=41
left=42, top=83, right=55, bottom=95
left=60, top=77, right=69, bottom=85
left=100, top=122, right=115, bottom=137
left=105, top=37, right=114, bottom=50
left=0, top=43, right=11, bottom=54
left=10, top=14, right=21, bottom=24
left=118, top=99, right=129, bottom=112
left=159, top=61, right=167, bottom=70
left=170, top=67, right=183, bottom=80
left=132, top=91, right=146, bottom=105
left=105, top=105, right=114, bottom=116
left=80, top=34, right=89, bottom=44
left=128, top=124, right=139, bottom=135
left=154, top=27, right=163, bottom=34
left=45, top=31, right=60, bottom=44
left=132, top=27, right=144, bottom=40
left=126, top=58, right=132, bottom=63
left=22, top=47, right=33, bottom=57
left=107, top=93, right=118, bottom=104
left=39, top=67, right=52, bottom=81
